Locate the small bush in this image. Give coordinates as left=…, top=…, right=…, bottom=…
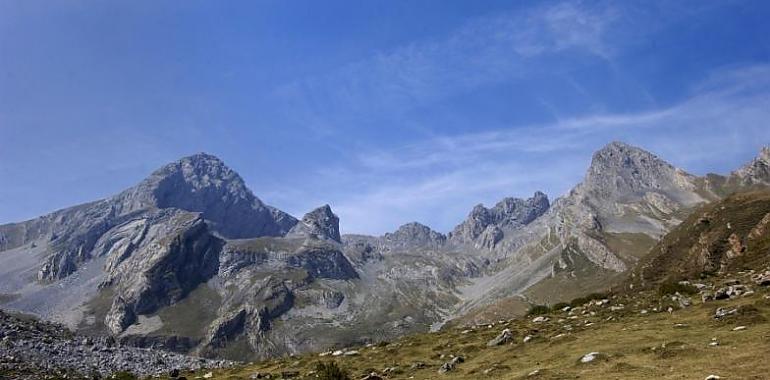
left=316, top=361, right=351, bottom=380
left=570, top=297, right=588, bottom=307
left=527, top=304, right=551, bottom=316
left=657, top=281, right=698, bottom=296
left=586, top=292, right=610, bottom=301
left=552, top=302, right=570, bottom=310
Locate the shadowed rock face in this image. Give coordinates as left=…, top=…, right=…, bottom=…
left=102, top=210, right=224, bottom=334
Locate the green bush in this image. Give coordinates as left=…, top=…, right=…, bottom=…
left=569, top=297, right=588, bottom=307
left=527, top=304, right=551, bottom=316
left=552, top=302, right=570, bottom=310
left=316, top=361, right=351, bottom=380
left=586, top=292, right=610, bottom=301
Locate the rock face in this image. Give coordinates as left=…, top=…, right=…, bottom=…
left=287, top=205, right=341, bottom=242
left=101, top=210, right=223, bottom=334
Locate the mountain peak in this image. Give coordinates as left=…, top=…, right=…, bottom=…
left=178, top=151, right=225, bottom=163
left=584, top=142, right=694, bottom=198
left=379, top=222, right=446, bottom=249
left=591, top=141, right=656, bottom=164
left=288, top=205, right=341, bottom=242
left=116, top=154, right=297, bottom=238
left=759, top=145, right=770, bottom=163
left=730, top=145, right=770, bottom=186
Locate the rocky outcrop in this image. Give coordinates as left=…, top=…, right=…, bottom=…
left=382, top=222, right=447, bottom=249
left=287, top=205, right=341, bottom=242
left=728, top=146, right=770, bottom=186
left=449, top=191, right=549, bottom=247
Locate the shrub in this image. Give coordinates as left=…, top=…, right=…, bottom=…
left=586, top=292, right=610, bottom=301
left=316, top=361, right=351, bottom=380
left=527, top=304, right=550, bottom=316
left=552, top=302, right=570, bottom=310
left=570, top=297, right=588, bottom=307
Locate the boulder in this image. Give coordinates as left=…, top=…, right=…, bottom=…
left=487, top=329, right=513, bottom=347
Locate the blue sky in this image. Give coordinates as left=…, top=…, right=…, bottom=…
left=1, top=1, right=770, bottom=234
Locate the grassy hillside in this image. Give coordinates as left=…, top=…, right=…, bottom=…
left=634, top=190, right=770, bottom=287
left=172, top=266, right=770, bottom=380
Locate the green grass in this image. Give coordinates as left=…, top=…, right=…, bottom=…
left=315, top=361, right=351, bottom=380
left=152, top=282, right=222, bottom=338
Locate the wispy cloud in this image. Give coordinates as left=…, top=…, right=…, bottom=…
left=272, top=64, right=770, bottom=235
left=271, top=2, right=622, bottom=137
left=254, top=1, right=769, bottom=235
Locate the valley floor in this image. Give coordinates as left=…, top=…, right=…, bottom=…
left=178, top=270, right=770, bottom=380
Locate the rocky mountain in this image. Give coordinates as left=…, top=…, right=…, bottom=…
left=1, top=142, right=768, bottom=363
